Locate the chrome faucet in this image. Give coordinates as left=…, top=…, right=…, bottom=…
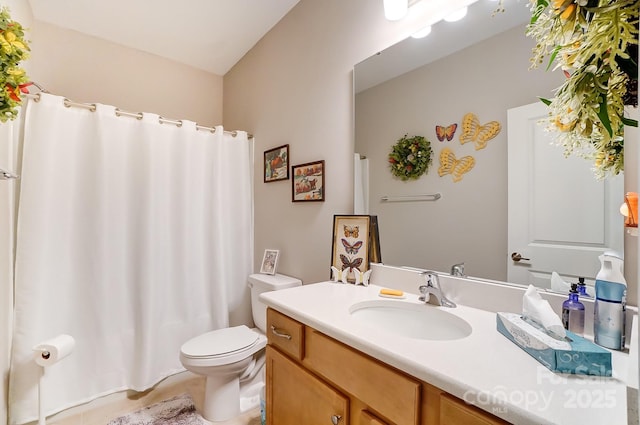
left=450, top=262, right=465, bottom=277
left=418, top=271, right=456, bottom=308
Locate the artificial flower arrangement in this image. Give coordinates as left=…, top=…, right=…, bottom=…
left=0, top=7, right=31, bottom=123
left=388, top=134, right=433, bottom=181
left=527, top=0, right=638, bottom=179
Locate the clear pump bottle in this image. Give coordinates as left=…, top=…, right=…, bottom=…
left=562, top=283, right=585, bottom=336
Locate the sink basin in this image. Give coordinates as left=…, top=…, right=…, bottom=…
left=349, top=299, right=472, bottom=341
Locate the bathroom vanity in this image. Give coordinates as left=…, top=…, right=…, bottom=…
left=261, top=269, right=632, bottom=425
left=266, top=307, right=507, bottom=424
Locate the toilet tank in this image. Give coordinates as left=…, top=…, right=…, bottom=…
left=248, top=273, right=302, bottom=332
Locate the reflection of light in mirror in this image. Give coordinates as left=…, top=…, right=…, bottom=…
left=383, top=0, right=408, bottom=21
left=444, top=6, right=468, bottom=22
left=411, top=25, right=432, bottom=39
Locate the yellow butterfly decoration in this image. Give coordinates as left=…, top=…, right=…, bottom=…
left=459, top=113, right=501, bottom=150
left=438, top=148, right=475, bottom=183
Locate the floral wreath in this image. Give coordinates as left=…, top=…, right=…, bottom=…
left=388, top=134, right=433, bottom=181
left=526, top=0, right=638, bottom=179
left=0, top=7, right=31, bottom=123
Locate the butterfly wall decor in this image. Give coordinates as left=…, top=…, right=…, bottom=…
left=340, top=254, right=363, bottom=271
left=341, top=238, right=363, bottom=255
left=459, top=112, right=501, bottom=150
left=435, top=123, right=457, bottom=142
left=438, top=147, right=475, bottom=182
left=332, top=215, right=372, bottom=284
left=343, top=225, right=359, bottom=238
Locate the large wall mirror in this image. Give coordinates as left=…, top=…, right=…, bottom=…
left=354, top=0, right=630, bottom=292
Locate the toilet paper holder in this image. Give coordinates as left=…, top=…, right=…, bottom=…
left=33, top=334, right=75, bottom=425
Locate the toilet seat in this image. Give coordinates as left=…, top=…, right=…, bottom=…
left=180, top=325, right=266, bottom=367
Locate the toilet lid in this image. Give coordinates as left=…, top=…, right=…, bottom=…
left=181, top=325, right=259, bottom=358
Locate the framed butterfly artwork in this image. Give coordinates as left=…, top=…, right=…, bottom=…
left=330, top=215, right=381, bottom=283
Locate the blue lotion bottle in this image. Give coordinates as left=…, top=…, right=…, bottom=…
left=594, top=253, right=627, bottom=350
left=562, top=283, right=585, bottom=336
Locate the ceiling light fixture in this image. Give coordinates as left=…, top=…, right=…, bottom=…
left=411, top=25, right=432, bottom=39
left=383, top=0, right=409, bottom=21
left=443, top=6, right=468, bottom=22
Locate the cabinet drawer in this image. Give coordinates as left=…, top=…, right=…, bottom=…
left=266, top=308, right=304, bottom=361
left=440, top=393, right=509, bottom=425
left=304, top=328, right=420, bottom=425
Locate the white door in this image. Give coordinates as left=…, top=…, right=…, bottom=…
left=507, top=102, right=623, bottom=289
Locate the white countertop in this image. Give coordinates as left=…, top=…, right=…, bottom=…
left=260, top=281, right=630, bottom=425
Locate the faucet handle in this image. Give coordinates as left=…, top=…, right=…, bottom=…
left=451, top=262, right=465, bottom=277
left=418, top=284, right=429, bottom=302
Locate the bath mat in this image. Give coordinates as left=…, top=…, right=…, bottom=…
left=106, top=393, right=207, bottom=425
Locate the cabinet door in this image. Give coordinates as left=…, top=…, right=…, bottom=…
left=360, top=410, right=388, bottom=425
left=440, top=394, right=509, bottom=425
left=266, top=346, right=348, bottom=425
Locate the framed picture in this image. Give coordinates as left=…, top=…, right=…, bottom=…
left=369, top=215, right=382, bottom=264
left=330, top=215, right=370, bottom=283
left=264, top=144, right=289, bottom=182
left=292, top=160, right=325, bottom=202
left=260, top=249, right=280, bottom=275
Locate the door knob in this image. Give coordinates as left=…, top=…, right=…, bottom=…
left=331, top=415, right=342, bottom=424
left=511, top=252, right=530, bottom=262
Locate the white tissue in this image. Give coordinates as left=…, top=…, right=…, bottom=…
left=550, top=272, right=571, bottom=294
left=33, top=334, right=75, bottom=367
left=522, top=285, right=566, bottom=339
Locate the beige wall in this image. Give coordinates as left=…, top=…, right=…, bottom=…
left=224, top=0, right=462, bottom=284
left=225, top=0, right=638, bottom=305
left=28, top=23, right=223, bottom=126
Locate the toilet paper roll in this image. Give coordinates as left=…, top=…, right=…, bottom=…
left=33, top=334, right=75, bottom=367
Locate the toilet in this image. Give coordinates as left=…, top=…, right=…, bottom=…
left=179, top=273, right=302, bottom=422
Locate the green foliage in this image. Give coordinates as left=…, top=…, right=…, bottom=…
left=527, top=0, right=638, bottom=178
left=0, top=7, right=30, bottom=123
left=388, top=134, right=433, bottom=181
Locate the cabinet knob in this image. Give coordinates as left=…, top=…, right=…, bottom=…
left=331, top=415, right=342, bottom=424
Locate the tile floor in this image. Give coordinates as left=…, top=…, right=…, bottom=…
left=40, top=374, right=261, bottom=425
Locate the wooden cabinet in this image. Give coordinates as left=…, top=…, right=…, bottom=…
left=266, top=308, right=304, bottom=361
left=439, top=393, right=508, bottom=425
left=266, top=308, right=510, bottom=425
left=266, top=346, right=348, bottom=425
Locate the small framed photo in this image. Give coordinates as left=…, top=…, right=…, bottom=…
left=292, top=160, right=324, bottom=202
left=260, top=249, right=280, bottom=275
left=264, top=144, right=289, bottom=183
left=330, top=215, right=371, bottom=283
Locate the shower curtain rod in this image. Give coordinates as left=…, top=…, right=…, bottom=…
left=24, top=92, right=254, bottom=139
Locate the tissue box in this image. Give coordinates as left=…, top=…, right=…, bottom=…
left=496, top=312, right=612, bottom=376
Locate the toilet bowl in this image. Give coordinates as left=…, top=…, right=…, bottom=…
left=179, top=273, right=301, bottom=422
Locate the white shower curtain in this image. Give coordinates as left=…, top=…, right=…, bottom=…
left=8, top=93, right=254, bottom=424
left=1, top=107, right=23, bottom=425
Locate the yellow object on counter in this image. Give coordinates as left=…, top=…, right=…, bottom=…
left=379, top=288, right=404, bottom=297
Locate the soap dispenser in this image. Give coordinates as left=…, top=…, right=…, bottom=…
left=594, top=252, right=627, bottom=350
left=562, top=283, right=585, bottom=336
left=577, top=277, right=589, bottom=297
